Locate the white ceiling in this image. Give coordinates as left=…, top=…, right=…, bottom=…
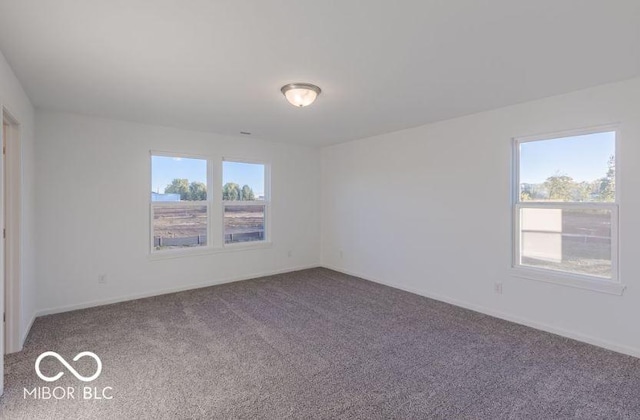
left=0, top=1, right=639, bottom=146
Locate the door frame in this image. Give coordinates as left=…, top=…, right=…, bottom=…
left=2, top=107, right=22, bottom=355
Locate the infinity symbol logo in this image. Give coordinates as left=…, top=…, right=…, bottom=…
left=35, top=351, right=102, bottom=382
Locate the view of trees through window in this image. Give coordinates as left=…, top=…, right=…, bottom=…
left=223, top=161, right=266, bottom=244
left=516, top=131, right=616, bottom=279
left=151, top=155, right=209, bottom=250
left=164, top=179, right=207, bottom=201
left=150, top=156, right=269, bottom=250
left=222, top=183, right=255, bottom=201
left=520, top=155, right=614, bottom=202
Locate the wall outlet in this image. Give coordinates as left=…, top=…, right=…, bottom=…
left=494, top=282, right=503, bottom=294
left=98, top=274, right=107, bottom=284
left=287, top=250, right=292, bottom=258
left=339, top=250, right=344, bottom=259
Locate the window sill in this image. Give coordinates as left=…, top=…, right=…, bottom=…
left=510, top=267, right=626, bottom=295
left=148, top=242, right=273, bottom=261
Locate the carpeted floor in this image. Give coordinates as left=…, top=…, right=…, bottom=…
left=1, top=268, right=639, bottom=419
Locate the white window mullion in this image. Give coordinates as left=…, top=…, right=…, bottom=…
left=210, top=156, right=221, bottom=248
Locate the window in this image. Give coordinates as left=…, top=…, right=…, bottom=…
left=151, top=154, right=210, bottom=251
left=513, top=127, right=620, bottom=289
left=150, top=154, right=271, bottom=255
left=222, top=160, right=268, bottom=244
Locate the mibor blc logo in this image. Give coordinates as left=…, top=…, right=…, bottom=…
left=35, top=351, right=102, bottom=382
left=24, top=351, right=113, bottom=400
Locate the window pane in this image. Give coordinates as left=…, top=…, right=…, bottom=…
left=519, top=132, right=615, bottom=202
left=224, top=205, right=265, bottom=244
left=520, top=207, right=612, bottom=278
left=222, top=161, right=265, bottom=201
left=153, top=205, right=207, bottom=250
left=151, top=156, right=207, bottom=201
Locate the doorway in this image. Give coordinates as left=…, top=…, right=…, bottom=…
left=2, top=108, right=21, bottom=357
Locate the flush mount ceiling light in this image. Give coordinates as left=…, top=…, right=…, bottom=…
left=280, top=83, right=321, bottom=107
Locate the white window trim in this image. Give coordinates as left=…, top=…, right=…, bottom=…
left=222, top=157, right=271, bottom=247
left=147, top=241, right=273, bottom=261
left=511, top=124, right=625, bottom=295
left=148, top=152, right=272, bottom=260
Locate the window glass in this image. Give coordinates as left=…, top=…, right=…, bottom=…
left=152, top=156, right=207, bottom=201
left=520, top=208, right=612, bottom=278
left=153, top=204, right=208, bottom=249
left=222, top=161, right=267, bottom=244
left=222, top=161, right=265, bottom=201
left=224, top=205, right=266, bottom=244
left=515, top=129, right=617, bottom=281
left=151, top=155, right=209, bottom=251
left=519, top=132, right=615, bottom=202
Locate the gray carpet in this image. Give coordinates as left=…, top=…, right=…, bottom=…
left=1, top=268, right=639, bottom=419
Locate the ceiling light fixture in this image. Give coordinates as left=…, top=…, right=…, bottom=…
left=280, top=83, right=321, bottom=107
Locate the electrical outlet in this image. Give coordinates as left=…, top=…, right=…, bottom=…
left=339, top=250, right=344, bottom=259
left=494, top=282, right=503, bottom=294
left=98, top=274, right=107, bottom=284
left=287, top=250, right=292, bottom=258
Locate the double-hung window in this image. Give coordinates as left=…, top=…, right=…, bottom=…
left=513, top=127, right=622, bottom=293
left=151, top=154, right=211, bottom=251
left=222, top=159, right=269, bottom=245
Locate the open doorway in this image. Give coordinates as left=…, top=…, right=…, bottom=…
left=2, top=108, right=21, bottom=358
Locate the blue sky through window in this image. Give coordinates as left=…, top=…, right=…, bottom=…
left=152, top=156, right=207, bottom=194
left=520, top=131, right=615, bottom=184
left=223, top=161, right=265, bottom=197
left=152, top=157, right=266, bottom=197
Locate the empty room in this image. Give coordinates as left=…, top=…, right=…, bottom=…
left=0, top=1, right=639, bottom=419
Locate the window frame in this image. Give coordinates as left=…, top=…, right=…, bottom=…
left=221, top=157, right=271, bottom=247
left=149, top=151, right=213, bottom=255
left=511, top=125, right=625, bottom=295
left=148, top=151, right=272, bottom=259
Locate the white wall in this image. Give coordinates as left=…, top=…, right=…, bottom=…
left=20, top=66, right=640, bottom=358
left=35, top=111, right=321, bottom=313
left=0, top=50, right=37, bottom=345
left=321, top=77, right=640, bottom=357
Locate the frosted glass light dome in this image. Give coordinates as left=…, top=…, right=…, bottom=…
left=281, top=83, right=321, bottom=107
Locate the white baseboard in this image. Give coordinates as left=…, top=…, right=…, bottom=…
left=32, top=263, right=640, bottom=359
left=36, top=264, right=320, bottom=317
left=21, top=312, right=37, bottom=348
left=321, top=264, right=640, bottom=359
